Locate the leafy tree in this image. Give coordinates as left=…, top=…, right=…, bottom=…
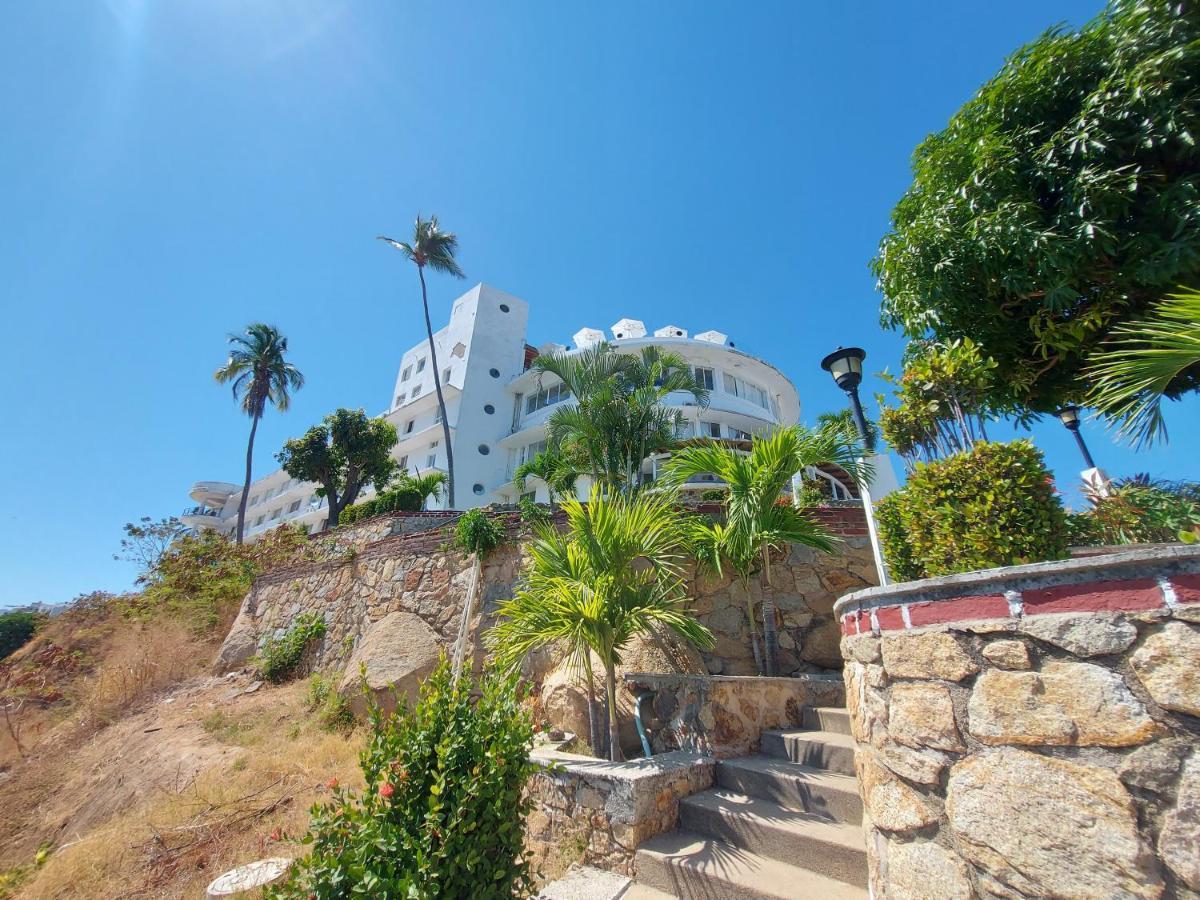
left=1086, top=288, right=1200, bottom=446
left=533, top=344, right=708, bottom=494
left=214, top=323, right=305, bottom=543
left=663, top=424, right=866, bottom=676
left=0, top=611, right=41, bottom=661
left=488, top=487, right=714, bottom=761
left=113, top=516, right=188, bottom=583
left=512, top=449, right=582, bottom=506
left=379, top=216, right=466, bottom=508
left=276, top=409, right=398, bottom=529
left=872, top=1, right=1200, bottom=414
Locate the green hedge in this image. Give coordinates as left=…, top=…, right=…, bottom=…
left=338, top=486, right=424, bottom=526
left=877, top=440, right=1069, bottom=579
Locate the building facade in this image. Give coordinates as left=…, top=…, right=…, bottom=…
left=183, top=283, right=865, bottom=538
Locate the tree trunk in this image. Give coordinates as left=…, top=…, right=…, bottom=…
left=760, top=546, right=778, bottom=676
left=235, top=413, right=260, bottom=544
left=419, top=266, right=455, bottom=508
left=742, top=576, right=765, bottom=676
left=603, top=657, right=624, bottom=762
left=583, top=656, right=601, bottom=758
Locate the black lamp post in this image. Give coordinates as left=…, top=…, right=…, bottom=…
left=820, top=346, right=875, bottom=452
left=1056, top=405, right=1097, bottom=469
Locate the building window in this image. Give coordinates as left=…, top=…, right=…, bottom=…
left=395, top=394, right=404, bottom=407
left=405, top=420, right=414, bottom=434
left=249, top=495, right=259, bottom=506
left=499, top=303, right=510, bottom=313
left=489, top=367, right=500, bottom=378
left=731, top=428, right=752, bottom=440
left=254, top=515, right=265, bottom=527
left=398, top=455, right=408, bottom=468
left=525, top=382, right=570, bottom=415
left=401, top=366, right=412, bottom=382
left=520, top=440, right=548, bottom=464
left=411, top=384, right=422, bottom=398
left=704, top=422, right=722, bottom=438
left=270, top=508, right=282, bottom=520
left=430, top=439, right=439, bottom=448
left=694, top=367, right=715, bottom=390
left=484, top=404, right=495, bottom=415
left=426, top=453, right=437, bottom=468
left=288, top=499, right=301, bottom=513
left=472, top=483, right=485, bottom=495
left=415, top=358, right=426, bottom=373
left=478, top=444, right=490, bottom=455
left=434, top=408, right=442, bottom=424
left=442, top=368, right=451, bottom=383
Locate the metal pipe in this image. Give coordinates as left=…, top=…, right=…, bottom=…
left=633, top=692, right=654, bottom=759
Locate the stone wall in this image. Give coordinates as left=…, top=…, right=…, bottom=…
left=524, top=749, right=715, bottom=876
left=835, top=546, right=1200, bottom=899
left=624, top=673, right=845, bottom=758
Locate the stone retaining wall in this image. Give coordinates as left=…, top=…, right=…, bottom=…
left=623, top=673, right=845, bottom=758
left=524, top=749, right=715, bottom=876
left=835, top=546, right=1200, bottom=899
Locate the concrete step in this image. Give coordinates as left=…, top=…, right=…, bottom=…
left=761, top=729, right=857, bottom=776
left=679, top=789, right=867, bottom=888
left=717, top=756, right=863, bottom=825
left=619, top=884, right=676, bottom=899
left=802, top=706, right=852, bottom=737
left=635, top=831, right=867, bottom=900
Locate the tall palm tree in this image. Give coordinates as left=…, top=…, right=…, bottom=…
left=532, top=344, right=707, bottom=494
left=488, top=487, right=714, bottom=761
left=214, top=324, right=305, bottom=544
left=1086, top=288, right=1200, bottom=447
left=663, top=424, right=867, bottom=676
left=379, top=215, right=465, bottom=507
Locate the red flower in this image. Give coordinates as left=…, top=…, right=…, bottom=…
left=326, top=777, right=339, bottom=790
left=379, top=782, right=395, bottom=798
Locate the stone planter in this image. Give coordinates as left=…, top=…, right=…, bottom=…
left=834, top=545, right=1200, bottom=899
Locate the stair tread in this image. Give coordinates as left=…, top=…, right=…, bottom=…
left=765, top=729, right=857, bottom=750
left=619, top=885, right=676, bottom=899
left=720, top=755, right=859, bottom=790
left=681, top=788, right=865, bottom=851
left=636, top=831, right=867, bottom=900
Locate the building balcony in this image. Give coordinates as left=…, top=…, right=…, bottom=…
left=189, top=481, right=240, bottom=507
left=181, top=505, right=229, bottom=529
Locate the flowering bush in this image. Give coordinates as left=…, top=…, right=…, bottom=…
left=269, top=659, right=538, bottom=898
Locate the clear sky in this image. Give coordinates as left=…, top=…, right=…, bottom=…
left=2, top=0, right=1195, bottom=608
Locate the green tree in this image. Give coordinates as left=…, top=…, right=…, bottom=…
left=0, top=611, right=41, bottom=661
left=379, top=216, right=466, bottom=508
left=276, top=409, right=398, bottom=529
left=533, top=344, right=708, bottom=494
left=214, top=324, right=305, bottom=543
left=488, top=487, right=714, bottom=761
left=113, top=516, right=189, bottom=583
left=512, top=448, right=582, bottom=506
left=1085, top=288, right=1200, bottom=446
left=871, top=1, right=1200, bottom=415
left=663, top=425, right=866, bottom=676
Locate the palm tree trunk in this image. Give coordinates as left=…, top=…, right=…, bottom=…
left=419, top=266, right=455, bottom=508
left=583, top=655, right=601, bottom=758
left=603, top=657, right=624, bottom=762
left=760, top=545, right=777, bottom=676
left=236, top=412, right=260, bottom=544
left=741, top=576, right=764, bottom=676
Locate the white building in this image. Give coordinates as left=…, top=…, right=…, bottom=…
left=183, top=284, right=867, bottom=538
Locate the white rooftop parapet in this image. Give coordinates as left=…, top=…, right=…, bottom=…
left=610, top=318, right=647, bottom=340
left=694, top=330, right=728, bottom=345
left=654, top=325, right=688, bottom=339
left=573, top=327, right=605, bottom=350
left=538, top=341, right=566, bottom=356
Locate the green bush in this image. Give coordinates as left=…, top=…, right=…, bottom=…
left=453, top=509, right=506, bottom=556
left=339, top=485, right=425, bottom=526
left=1067, top=479, right=1200, bottom=546
left=0, top=611, right=40, bottom=661
left=306, top=674, right=355, bottom=733
left=517, top=496, right=551, bottom=529
left=270, top=660, right=538, bottom=899
left=877, top=440, right=1069, bottom=579
left=256, top=612, right=327, bottom=683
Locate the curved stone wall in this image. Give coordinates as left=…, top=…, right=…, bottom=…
left=834, top=546, right=1200, bottom=899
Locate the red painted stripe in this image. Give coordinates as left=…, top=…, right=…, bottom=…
left=906, top=594, right=1010, bottom=627
left=876, top=606, right=906, bottom=632
left=1172, top=573, right=1200, bottom=606
left=1022, top=578, right=1163, bottom=614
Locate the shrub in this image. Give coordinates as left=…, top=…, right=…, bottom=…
left=453, top=509, right=506, bottom=556
left=270, top=660, right=538, bottom=899
left=256, top=613, right=327, bottom=683
left=339, top=484, right=426, bottom=526
left=517, top=496, right=551, bottom=529
left=698, top=488, right=726, bottom=502
left=306, top=674, right=355, bottom=734
left=876, top=440, right=1069, bottom=579
left=1068, top=479, right=1200, bottom=546
left=0, top=612, right=40, bottom=661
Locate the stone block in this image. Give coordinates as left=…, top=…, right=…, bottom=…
left=890, top=682, right=965, bottom=752
left=882, top=631, right=979, bottom=682
left=1020, top=612, right=1137, bottom=657
left=857, top=750, right=938, bottom=834
left=1129, top=621, right=1200, bottom=716
left=885, top=840, right=975, bottom=900
left=1159, top=752, right=1200, bottom=891
left=980, top=639, right=1030, bottom=670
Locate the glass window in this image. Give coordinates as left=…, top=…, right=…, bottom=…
left=254, top=515, right=265, bottom=527
left=430, top=440, right=439, bottom=448
left=405, top=420, right=414, bottom=434
left=411, top=384, right=422, bottom=398
left=395, top=394, right=404, bottom=407
left=398, top=455, right=408, bottom=468
left=426, top=453, right=437, bottom=468
left=442, top=368, right=451, bottom=383
left=416, top=358, right=426, bottom=373
left=288, top=499, right=301, bottom=513
left=524, top=382, right=571, bottom=415
left=401, top=366, right=412, bottom=382
left=694, top=367, right=715, bottom=390
left=270, top=508, right=282, bottom=520
left=249, top=495, right=259, bottom=506
left=704, top=422, right=721, bottom=438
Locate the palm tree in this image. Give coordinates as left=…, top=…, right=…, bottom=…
left=379, top=215, right=465, bottom=507
left=532, top=344, right=708, bottom=494
left=214, top=324, right=305, bottom=544
left=513, top=449, right=582, bottom=506
left=663, top=424, right=867, bottom=676
left=1086, top=288, right=1200, bottom=447
left=403, top=470, right=448, bottom=508
left=488, top=487, right=714, bottom=761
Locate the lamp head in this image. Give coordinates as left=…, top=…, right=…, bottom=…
left=1057, top=405, right=1082, bottom=430
left=820, top=346, right=867, bottom=391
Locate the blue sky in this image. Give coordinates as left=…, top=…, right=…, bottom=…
left=2, top=0, right=1195, bottom=608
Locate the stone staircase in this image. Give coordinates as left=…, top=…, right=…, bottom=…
left=633, top=707, right=867, bottom=899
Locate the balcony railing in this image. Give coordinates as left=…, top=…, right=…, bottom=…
left=182, top=506, right=221, bottom=518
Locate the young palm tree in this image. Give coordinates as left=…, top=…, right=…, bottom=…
left=532, top=344, right=708, bottom=494
left=488, top=487, right=714, bottom=761
left=214, top=324, right=305, bottom=544
left=513, top=449, right=582, bottom=506
left=664, top=424, right=867, bottom=675
left=1086, top=288, right=1200, bottom=447
left=379, top=215, right=465, bottom=507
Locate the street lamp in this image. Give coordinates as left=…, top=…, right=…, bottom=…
left=1056, top=406, right=1097, bottom=469
left=821, top=347, right=875, bottom=451
left=820, top=345, right=889, bottom=585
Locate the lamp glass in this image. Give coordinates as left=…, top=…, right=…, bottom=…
left=1057, top=406, right=1081, bottom=427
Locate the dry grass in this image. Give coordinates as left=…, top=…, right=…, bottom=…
left=82, top=620, right=202, bottom=729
